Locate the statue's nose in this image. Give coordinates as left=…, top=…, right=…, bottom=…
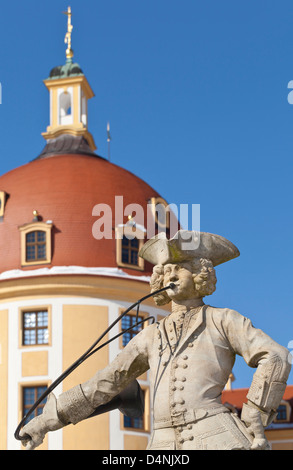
left=170, top=273, right=178, bottom=282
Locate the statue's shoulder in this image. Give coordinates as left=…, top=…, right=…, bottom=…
left=205, top=305, right=245, bottom=323
left=206, top=305, right=235, bottom=315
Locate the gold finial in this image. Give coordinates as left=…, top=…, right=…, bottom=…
left=33, top=210, right=39, bottom=221
left=63, top=6, right=74, bottom=60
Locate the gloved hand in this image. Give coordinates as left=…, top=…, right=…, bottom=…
left=19, top=393, right=64, bottom=450
left=241, top=403, right=270, bottom=450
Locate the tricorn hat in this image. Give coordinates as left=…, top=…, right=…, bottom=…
left=139, top=230, right=240, bottom=267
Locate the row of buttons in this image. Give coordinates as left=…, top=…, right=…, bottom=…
left=179, top=435, right=194, bottom=444
left=156, top=320, right=198, bottom=359
left=176, top=424, right=194, bottom=445
left=170, top=353, right=190, bottom=418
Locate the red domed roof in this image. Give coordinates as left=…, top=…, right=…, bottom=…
left=0, top=154, right=168, bottom=277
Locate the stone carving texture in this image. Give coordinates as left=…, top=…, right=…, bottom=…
left=20, top=231, right=291, bottom=450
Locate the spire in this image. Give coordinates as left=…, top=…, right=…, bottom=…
left=63, top=6, right=74, bottom=62
left=37, top=6, right=98, bottom=159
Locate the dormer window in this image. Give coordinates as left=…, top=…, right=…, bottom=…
left=148, top=196, right=180, bottom=239
left=121, top=236, right=139, bottom=266
left=149, top=197, right=170, bottom=230
left=274, top=401, right=291, bottom=423
left=116, top=223, right=145, bottom=271
left=26, top=231, right=47, bottom=262
left=19, top=221, right=53, bottom=267
left=0, top=190, right=7, bottom=220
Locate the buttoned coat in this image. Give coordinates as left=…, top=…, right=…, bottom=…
left=81, top=305, right=290, bottom=450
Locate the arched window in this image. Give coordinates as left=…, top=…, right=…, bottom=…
left=149, top=196, right=170, bottom=230
left=59, top=90, right=73, bottom=125
left=19, top=221, right=53, bottom=267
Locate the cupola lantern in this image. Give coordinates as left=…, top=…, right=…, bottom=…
left=41, top=7, right=96, bottom=151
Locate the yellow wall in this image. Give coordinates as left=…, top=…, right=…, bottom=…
left=62, top=305, right=110, bottom=450
left=22, top=351, right=48, bottom=377
left=271, top=441, right=293, bottom=450
left=266, top=428, right=293, bottom=450
left=0, top=276, right=171, bottom=312
left=124, top=434, right=148, bottom=450
left=0, top=310, right=8, bottom=450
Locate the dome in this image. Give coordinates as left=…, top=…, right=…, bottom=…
left=0, top=153, right=166, bottom=277
left=0, top=9, right=177, bottom=282
left=48, top=61, right=83, bottom=80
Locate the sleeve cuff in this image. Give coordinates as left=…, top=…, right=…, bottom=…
left=57, top=384, right=96, bottom=425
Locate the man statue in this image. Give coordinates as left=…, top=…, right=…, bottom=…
left=20, top=231, right=291, bottom=450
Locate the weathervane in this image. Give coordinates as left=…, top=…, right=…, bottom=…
left=63, top=6, right=74, bottom=60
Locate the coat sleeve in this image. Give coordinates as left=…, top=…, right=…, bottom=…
left=56, top=323, right=153, bottom=425
left=81, top=325, right=152, bottom=407
left=222, top=309, right=291, bottom=425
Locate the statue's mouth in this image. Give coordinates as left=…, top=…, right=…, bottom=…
left=168, top=282, right=179, bottom=290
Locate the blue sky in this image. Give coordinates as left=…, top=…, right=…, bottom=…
left=0, top=0, right=292, bottom=387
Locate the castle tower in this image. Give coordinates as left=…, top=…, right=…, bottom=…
left=0, top=8, right=176, bottom=450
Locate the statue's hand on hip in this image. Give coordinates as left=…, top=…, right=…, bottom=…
left=241, top=403, right=270, bottom=450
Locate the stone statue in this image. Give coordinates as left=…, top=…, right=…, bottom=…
left=20, top=231, right=291, bottom=450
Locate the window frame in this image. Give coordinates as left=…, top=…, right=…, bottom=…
left=59, top=89, right=74, bottom=126
left=118, top=308, right=149, bottom=349
left=19, top=221, right=53, bottom=267
left=120, top=385, right=150, bottom=433
left=121, top=236, right=140, bottom=266
left=115, top=225, right=144, bottom=271
left=25, top=230, right=47, bottom=263
left=149, top=196, right=170, bottom=229
left=274, top=400, right=291, bottom=423
left=19, top=382, right=50, bottom=427
left=19, top=305, right=52, bottom=348
left=0, top=190, right=7, bottom=218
